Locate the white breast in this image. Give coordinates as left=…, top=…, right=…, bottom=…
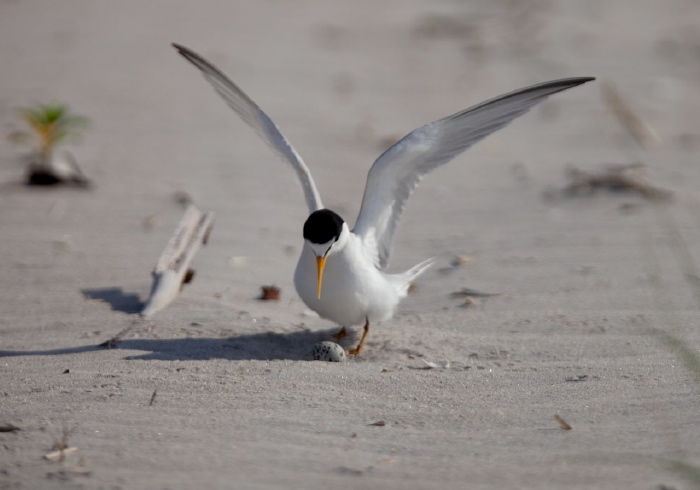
left=293, top=234, right=400, bottom=327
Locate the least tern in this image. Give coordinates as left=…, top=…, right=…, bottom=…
left=173, top=43, right=594, bottom=355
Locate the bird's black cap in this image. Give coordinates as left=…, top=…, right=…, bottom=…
left=303, top=209, right=344, bottom=245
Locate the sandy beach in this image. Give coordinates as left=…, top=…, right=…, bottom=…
left=1, top=1, right=699, bottom=488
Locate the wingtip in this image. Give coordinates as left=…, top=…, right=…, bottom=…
left=172, top=43, right=206, bottom=68
left=572, top=76, right=596, bottom=86
left=559, top=76, right=596, bottom=87
left=172, top=43, right=195, bottom=59
left=172, top=43, right=187, bottom=54
left=541, top=76, right=596, bottom=94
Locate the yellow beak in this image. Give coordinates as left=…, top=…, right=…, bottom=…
left=316, top=256, right=327, bottom=299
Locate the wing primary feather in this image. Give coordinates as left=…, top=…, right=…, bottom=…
left=353, top=77, right=595, bottom=269
left=172, top=43, right=323, bottom=213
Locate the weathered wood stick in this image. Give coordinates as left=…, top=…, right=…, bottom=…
left=141, top=205, right=214, bottom=316
left=601, top=82, right=660, bottom=149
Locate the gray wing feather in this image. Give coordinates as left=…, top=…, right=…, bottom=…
left=173, top=44, right=324, bottom=213
left=353, top=77, right=595, bottom=269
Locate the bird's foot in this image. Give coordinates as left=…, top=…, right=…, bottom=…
left=348, top=319, right=370, bottom=356
left=348, top=345, right=363, bottom=356
left=331, top=326, right=348, bottom=340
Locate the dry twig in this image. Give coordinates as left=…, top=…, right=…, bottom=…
left=554, top=414, right=572, bottom=430
left=602, top=82, right=660, bottom=149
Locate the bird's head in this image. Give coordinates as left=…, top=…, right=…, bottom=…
left=303, top=209, right=347, bottom=298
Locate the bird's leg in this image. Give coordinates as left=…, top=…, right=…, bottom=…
left=331, top=326, right=348, bottom=340
left=348, top=318, right=370, bottom=356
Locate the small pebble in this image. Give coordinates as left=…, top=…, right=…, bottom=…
left=307, top=341, right=346, bottom=362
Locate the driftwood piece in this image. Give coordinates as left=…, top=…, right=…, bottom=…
left=141, top=205, right=214, bottom=316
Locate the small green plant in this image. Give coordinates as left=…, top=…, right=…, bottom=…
left=13, top=102, right=89, bottom=158
left=9, top=102, right=91, bottom=186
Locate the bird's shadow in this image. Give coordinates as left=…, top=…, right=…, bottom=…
left=81, top=287, right=143, bottom=314
left=0, top=328, right=351, bottom=361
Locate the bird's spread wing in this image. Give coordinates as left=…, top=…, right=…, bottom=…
left=173, top=43, right=324, bottom=213
left=352, top=77, right=595, bottom=269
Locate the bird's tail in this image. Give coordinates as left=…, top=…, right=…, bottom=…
left=390, top=257, right=435, bottom=298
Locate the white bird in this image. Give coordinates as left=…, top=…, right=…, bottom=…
left=173, top=43, right=594, bottom=355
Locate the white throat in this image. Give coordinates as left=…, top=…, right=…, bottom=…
left=308, top=239, right=335, bottom=258
left=307, top=223, right=350, bottom=257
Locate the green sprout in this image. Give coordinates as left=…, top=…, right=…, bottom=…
left=8, top=102, right=91, bottom=186
left=11, top=102, right=90, bottom=160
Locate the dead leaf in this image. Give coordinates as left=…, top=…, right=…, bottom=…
left=259, top=285, right=280, bottom=301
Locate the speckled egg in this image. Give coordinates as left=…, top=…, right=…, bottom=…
left=308, top=341, right=347, bottom=362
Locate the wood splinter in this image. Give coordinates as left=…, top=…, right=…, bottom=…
left=554, top=414, right=572, bottom=430
left=141, top=205, right=214, bottom=317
